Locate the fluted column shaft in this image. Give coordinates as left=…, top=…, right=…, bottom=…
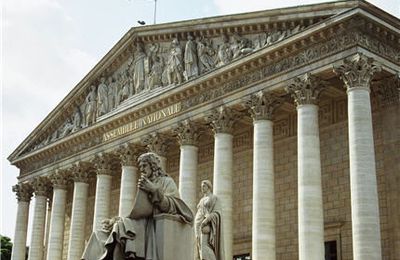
left=297, top=104, right=324, bottom=259
left=11, top=184, right=32, bottom=260
left=43, top=199, right=52, bottom=260
left=214, top=132, right=233, bottom=260
left=253, top=120, right=275, bottom=259
left=47, top=188, right=68, bottom=260
left=175, top=120, right=200, bottom=213
left=28, top=195, right=47, bottom=260
left=334, top=54, right=382, bottom=260
left=179, top=145, right=198, bottom=212
left=286, top=74, right=325, bottom=260
left=67, top=180, right=89, bottom=260
left=93, top=173, right=112, bottom=231
left=247, top=91, right=280, bottom=260
left=119, top=165, right=138, bottom=216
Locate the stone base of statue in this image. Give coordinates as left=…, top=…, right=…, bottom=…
left=154, top=214, right=193, bottom=260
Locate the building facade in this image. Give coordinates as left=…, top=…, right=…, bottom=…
left=8, top=1, right=400, bottom=260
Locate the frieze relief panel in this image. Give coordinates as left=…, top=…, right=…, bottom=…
left=18, top=19, right=400, bottom=173
left=27, top=24, right=309, bottom=154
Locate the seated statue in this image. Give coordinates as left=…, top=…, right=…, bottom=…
left=194, top=180, right=224, bottom=260
left=82, top=152, right=194, bottom=260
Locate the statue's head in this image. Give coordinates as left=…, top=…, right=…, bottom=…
left=201, top=180, right=213, bottom=193
left=137, top=152, right=166, bottom=179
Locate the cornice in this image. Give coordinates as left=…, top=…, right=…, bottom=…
left=10, top=5, right=400, bottom=176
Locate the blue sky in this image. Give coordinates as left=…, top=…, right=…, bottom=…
left=2, top=0, right=399, bottom=242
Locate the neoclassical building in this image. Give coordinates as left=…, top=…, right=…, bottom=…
left=8, top=1, right=400, bottom=260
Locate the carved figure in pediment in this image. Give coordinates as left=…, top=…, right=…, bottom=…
left=231, top=33, right=253, bottom=59
left=84, top=85, right=97, bottom=126
left=132, top=41, right=146, bottom=94
left=120, top=70, right=131, bottom=102
left=265, top=30, right=286, bottom=47
left=148, top=56, right=164, bottom=89
left=197, top=36, right=216, bottom=73
left=216, top=34, right=232, bottom=67
left=96, top=77, right=109, bottom=117
left=115, top=73, right=123, bottom=106
left=71, top=107, right=82, bottom=133
left=107, top=76, right=117, bottom=110
left=166, top=38, right=184, bottom=85
left=59, top=118, right=74, bottom=138
left=184, top=34, right=199, bottom=80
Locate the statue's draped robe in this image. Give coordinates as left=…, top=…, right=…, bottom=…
left=194, top=194, right=224, bottom=260
left=81, top=176, right=193, bottom=260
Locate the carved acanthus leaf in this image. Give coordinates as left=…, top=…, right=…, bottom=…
left=174, top=120, right=202, bottom=146
left=31, top=176, right=52, bottom=196
left=116, top=143, right=143, bottom=166
left=245, top=91, right=283, bottom=121
left=71, top=161, right=94, bottom=183
left=207, top=106, right=241, bottom=134
left=285, top=73, right=327, bottom=106
left=333, top=53, right=382, bottom=91
left=141, top=133, right=171, bottom=157
left=12, top=183, right=33, bottom=202
left=50, top=169, right=71, bottom=189
left=92, top=153, right=115, bottom=175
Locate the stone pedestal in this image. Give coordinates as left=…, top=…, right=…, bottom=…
left=154, top=214, right=193, bottom=260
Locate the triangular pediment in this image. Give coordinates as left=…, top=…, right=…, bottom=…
left=8, top=0, right=398, bottom=167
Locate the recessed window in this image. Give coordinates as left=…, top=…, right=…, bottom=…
left=325, top=240, right=338, bottom=260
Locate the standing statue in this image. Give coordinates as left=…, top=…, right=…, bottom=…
left=132, top=41, right=146, bottom=93
left=114, top=73, right=123, bottom=106
left=197, top=36, right=215, bottom=73
left=84, top=85, right=97, bottom=126
left=120, top=71, right=130, bottom=102
left=184, top=35, right=199, bottom=80
left=107, top=76, right=117, bottom=110
left=148, top=56, right=163, bottom=89
left=71, top=107, right=82, bottom=133
left=166, top=38, right=184, bottom=85
left=81, top=152, right=194, bottom=260
left=195, top=180, right=224, bottom=260
left=96, top=77, right=109, bottom=117
left=216, top=34, right=232, bottom=67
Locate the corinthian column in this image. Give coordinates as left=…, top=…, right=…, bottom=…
left=47, top=170, right=70, bottom=260
left=207, top=106, right=239, bottom=260
left=92, top=153, right=114, bottom=231
left=142, top=132, right=170, bottom=171
left=175, top=120, right=201, bottom=213
left=246, top=91, right=281, bottom=260
left=67, top=162, right=92, bottom=260
left=11, top=183, right=33, bottom=260
left=285, top=73, right=326, bottom=260
left=28, top=177, right=51, bottom=260
left=334, top=53, right=382, bottom=260
left=117, top=144, right=141, bottom=217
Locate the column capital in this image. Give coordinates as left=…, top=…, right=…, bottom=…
left=117, top=143, right=143, bottom=166
left=174, top=119, right=202, bottom=146
left=141, top=132, right=171, bottom=157
left=207, top=106, right=240, bottom=135
left=12, top=183, right=33, bottom=202
left=71, top=161, right=93, bottom=183
left=285, top=73, right=327, bottom=106
left=333, top=53, right=382, bottom=91
left=245, top=91, right=283, bottom=121
left=50, top=169, right=71, bottom=190
left=93, top=153, right=115, bottom=176
left=31, top=176, right=52, bottom=197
